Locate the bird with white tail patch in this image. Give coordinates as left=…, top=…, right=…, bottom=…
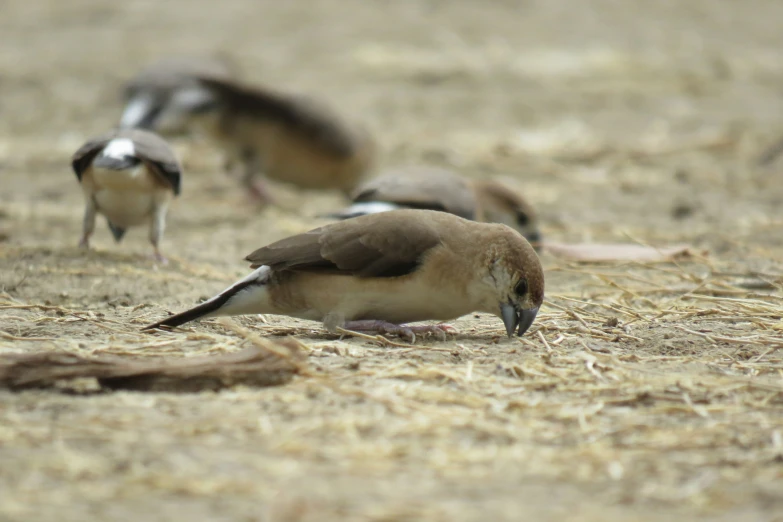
left=71, top=129, right=182, bottom=263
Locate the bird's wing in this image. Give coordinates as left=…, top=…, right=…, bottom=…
left=71, top=134, right=113, bottom=181
left=195, top=76, right=357, bottom=158
left=124, top=129, right=183, bottom=195
left=245, top=210, right=444, bottom=278
left=124, top=55, right=237, bottom=96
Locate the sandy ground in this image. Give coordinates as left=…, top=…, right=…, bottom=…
left=1, top=0, right=783, bottom=520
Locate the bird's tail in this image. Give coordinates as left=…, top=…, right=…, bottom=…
left=119, top=95, right=163, bottom=129
left=107, top=221, right=127, bottom=243
left=93, top=155, right=143, bottom=171
left=318, top=201, right=400, bottom=221
left=143, top=266, right=272, bottom=330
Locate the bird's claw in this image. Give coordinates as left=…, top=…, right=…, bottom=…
left=342, top=321, right=457, bottom=343
left=151, top=250, right=169, bottom=265
left=248, top=180, right=275, bottom=205
left=402, top=323, right=457, bottom=342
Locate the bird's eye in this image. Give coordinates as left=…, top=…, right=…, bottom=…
left=516, top=212, right=530, bottom=227
left=514, top=279, right=528, bottom=296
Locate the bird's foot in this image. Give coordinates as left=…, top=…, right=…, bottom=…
left=78, top=237, right=90, bottom=249
left=248, top=179, right=275, bottom=205
left=341, top=320, right=457, bottom=343
left=151, top=249, right=169, bottom=265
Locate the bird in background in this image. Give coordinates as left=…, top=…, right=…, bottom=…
left=71, top=129, right=182, bottom=263
left=144, top=209, right=544, bottom=342
left=119, top=54, right=238, bottom=134
left=326, top=166, right=542, bottom=250
left=178, top=75, right=377, bottom=203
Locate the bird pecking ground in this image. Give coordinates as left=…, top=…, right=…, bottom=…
left=1, top=0, right=783, bottom=520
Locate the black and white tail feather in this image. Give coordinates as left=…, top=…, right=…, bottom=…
left=143, top=266, right=271, bottom=330
left=321, top=201, right=400, bottom=220
left=107, top=221, right=127, bottom=243
left=92, top=154, right=142, bottom=171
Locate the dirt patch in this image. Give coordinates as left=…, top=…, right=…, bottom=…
left=1, top=0, right=783, bottom=520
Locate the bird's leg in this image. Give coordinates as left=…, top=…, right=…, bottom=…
left=149, top=202, right=169, bottom=265
left=79, top=199, right=97, bottom=249
left=248, top=177, right=274, bottom=204
left=221, top=153, right=237, bottom=178
left=241, top=149, right=274, bottom=205
left=151, top=248, right=168, bottom=265
left=341, top=320, right=457, bottom=343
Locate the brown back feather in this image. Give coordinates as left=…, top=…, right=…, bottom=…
left=353, top=167, right=477, bottom=220
left=124, top=55, right=237, bottom=99
left=127, top=129, right=182, bottom=195
left=71, top=138, right=109, bottom=180
left=245, top=210, right=444, bottom=278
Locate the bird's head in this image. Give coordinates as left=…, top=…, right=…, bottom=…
left=481, top=227, right=544, bottom=337
left=472, top=180, right=544, bottom=252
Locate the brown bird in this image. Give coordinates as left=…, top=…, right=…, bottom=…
left=327, top=166, right=542, bottom=249
left=72, top=129, right=182, bottom=262
left=144, top=209, right=544, bottom=340
left=186, top=76, right=376, bottom=202
left=119, top=55, right=238, bottom=133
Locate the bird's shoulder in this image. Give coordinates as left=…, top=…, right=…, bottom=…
left=245, top=210, right=458, bottom=278
left=121, top=129, right=182, bottom=195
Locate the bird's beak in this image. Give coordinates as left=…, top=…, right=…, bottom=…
left=501, top=303, right=520, bottom=337
left=501, top=304, right=539, bottom=338
left=517, top=307, right=539, bottom=337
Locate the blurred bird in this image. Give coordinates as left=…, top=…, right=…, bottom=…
left=186, top=75, right=376, bottom=202
left=72, top=129, right=182, bottom=263
left=119, top=55, right=238, bottom=134
left=144, top=209, right=544, bottom=341
left=326, top=166, right=542, bottom=249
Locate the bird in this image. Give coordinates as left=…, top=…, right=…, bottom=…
left=143, top=209, right=544, bottom=341
left=184, top=75, right=376, bottom=202
left=71, top=129, right=182, bottom=263
left=119, top=55, right=238, bottom=134
left=326, top=166, right=542, bottom=249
